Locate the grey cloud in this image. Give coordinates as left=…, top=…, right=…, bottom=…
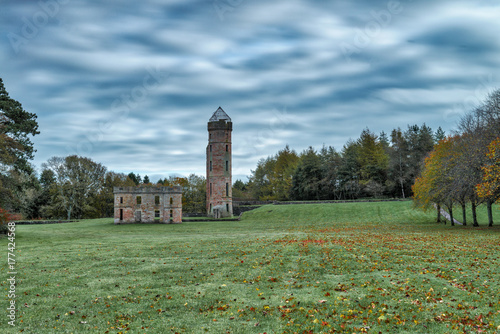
left=2, top=0, right=500, bottom=180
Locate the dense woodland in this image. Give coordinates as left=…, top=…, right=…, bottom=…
left=0, top=77, right=499, bottom=224
left=235, top=124, right=443, bottom=202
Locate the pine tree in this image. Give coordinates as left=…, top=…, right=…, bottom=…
left=0, top=78, right=39, bottom=172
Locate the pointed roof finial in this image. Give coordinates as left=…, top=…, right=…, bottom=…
left=209, top=107, right=231, bottom=122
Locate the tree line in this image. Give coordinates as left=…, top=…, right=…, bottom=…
left=1, top=76, right=498, bottom=223
left=2, top=155, right=207, bottom=220
left=235, top=124, right=444, bottom=202
left=413, top=89, right=500, bottom=227
left=0, top=78, right=207, bottom=221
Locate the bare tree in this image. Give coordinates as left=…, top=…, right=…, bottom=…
left=42, top=156, right=106, bottom=220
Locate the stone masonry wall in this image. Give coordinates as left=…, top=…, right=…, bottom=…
left=114, top=186, right=182, bottom=224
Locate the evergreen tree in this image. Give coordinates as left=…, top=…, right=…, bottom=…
left=319, top=145, right=342, bottom=200
left=127, top=172, right=141, bottom=185
left=434, top=126, right=446, bottom=143
left=290, top=147, right=322, bottom=200
left=0, top=78, right=39, bottom=173
left=338, top=140, right=361, bottom=199
left=389, top=128, right=408, bottom=198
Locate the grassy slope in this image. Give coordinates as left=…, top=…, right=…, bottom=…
left=1, top=201, right=499, bottom=333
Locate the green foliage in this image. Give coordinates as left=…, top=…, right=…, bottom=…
left=232, top=179, right=252, bottom=200
left=434, top=126, right=446, bottom=143
left=290, top=146, right=323, bottom=200
left=233, top=179, right=246, bottom=191
left=248, top=124, right=436, bottom=202
left=42, top=156, right=107, bottom=220
left=0, top=78, right=39, bottom=212
left=356, top=128, right=389, bottom=196
left=4, top=202, right=500, bottom=333
left=0, top=78, right=39, bottom=173
left=128, top=172, right=141, bottom=185
left=337, top=140, right=362, bottom=199
left=89, top=171, right=136, bottom=218
left=318, top=145, right=342, bottom=199
left=249, top=145, right=299, bottom=201
left=154, top=174, right=206, bottom=213
left=182, top=174, right=207, bottom=213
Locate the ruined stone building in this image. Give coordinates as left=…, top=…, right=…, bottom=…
left=113, top=186, right=182, bottom=224
left=207, top=107, right=233, bottom=218
left=113, top=107, right=233, bottom=223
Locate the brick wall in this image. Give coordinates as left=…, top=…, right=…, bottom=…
left=206, top=119, right=233, bottom=217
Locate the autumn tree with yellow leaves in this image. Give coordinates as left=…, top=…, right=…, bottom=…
left=476, top=138, right=500, bottom=226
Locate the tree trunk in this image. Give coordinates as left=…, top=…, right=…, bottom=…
left=461, top=203, right=467, bottom=226
left=400, top=178, right=405, bottom=199
left=399, top=151, right=405, bottom=199
left=449, top=204, right=454, bottom=226
left=436, top=203, right=441, bottom=223
left=487, top=200, right=494, bottom=227
left=471, top=201, right=479, bottom=226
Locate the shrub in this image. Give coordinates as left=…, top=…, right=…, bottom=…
left=0, top=208, right=12, bottom=234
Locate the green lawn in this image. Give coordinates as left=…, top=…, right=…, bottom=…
left=2, top=201, right=500, bottom=333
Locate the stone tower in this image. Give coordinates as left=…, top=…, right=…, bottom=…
left=207, top=107, right=233, bottom=218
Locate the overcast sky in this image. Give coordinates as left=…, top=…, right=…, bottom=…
left=1, top=0, right=500, bottom=182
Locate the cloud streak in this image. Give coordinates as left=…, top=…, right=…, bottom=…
left=1, top=0, right=500, bottom=182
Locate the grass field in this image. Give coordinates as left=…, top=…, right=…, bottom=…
left=2, top=201, right=500, bottom=333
